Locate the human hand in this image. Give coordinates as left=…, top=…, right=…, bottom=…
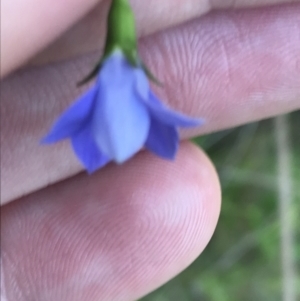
left=1, top=0, right=300, bottom=300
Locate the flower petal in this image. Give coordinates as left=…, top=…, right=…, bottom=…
left=92, top=53, right=150, bottom=163
left=135, top=68, right=150, bottom=100
left=145, top=118, right=179, bottom=160
left=71, top=126, right=110, bottom=174
left=42, top=86, right=97, bottom=143
left=145, top=92, right=204, bottom=128
left=134, top=69, right=203, bottom=127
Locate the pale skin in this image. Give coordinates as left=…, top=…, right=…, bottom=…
left=1, top=0, right=300, bottom=300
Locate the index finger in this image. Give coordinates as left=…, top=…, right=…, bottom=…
left=1, top=0, right=299, bottom=77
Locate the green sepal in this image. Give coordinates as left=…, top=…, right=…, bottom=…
left=77, top=59, right=103, bottom=87
left=141, top=62, right=163, bottom=87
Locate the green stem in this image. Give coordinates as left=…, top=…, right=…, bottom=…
left=104, top=0, right=138, bottom=60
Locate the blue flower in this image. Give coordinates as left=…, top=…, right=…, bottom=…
left=43, top=51, right=203, bottom=173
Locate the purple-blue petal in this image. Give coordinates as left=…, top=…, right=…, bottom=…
left=71, top=126, right=110, bottom=174
left=145, top=117, right=179, bottom=160
left=134, top=69, right=203, bottom=127
left=146, top=92, right=204, bottom=128
left=92, top=52, right=150, bottom=163
left=135, top=68, right=150, bottom=100
left=42, top=86, right=97, bottom=143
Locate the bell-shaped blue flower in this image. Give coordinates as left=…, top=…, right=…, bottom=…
left=43, top=51, right=203, bottom=173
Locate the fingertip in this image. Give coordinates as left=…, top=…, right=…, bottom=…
left=1, top=142, right=221, bottom=301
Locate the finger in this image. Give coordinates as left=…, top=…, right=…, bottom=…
left=1, top=143, right=221, bottom=301
left=145, top=4, right=300, bottom=134
left=29, top=0, right=300, bottom=66
left=2, top=0, right=300, bottom=77
left=1, top=4, right=299, bottom=205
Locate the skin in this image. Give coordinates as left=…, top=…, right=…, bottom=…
left=1, top=0, right=300, bottom=300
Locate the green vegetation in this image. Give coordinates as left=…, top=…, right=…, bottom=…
left=141, top=111, right=300, bottom=301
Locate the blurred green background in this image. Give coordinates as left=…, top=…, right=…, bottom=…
left=141, top=111, right=300, bottom=301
